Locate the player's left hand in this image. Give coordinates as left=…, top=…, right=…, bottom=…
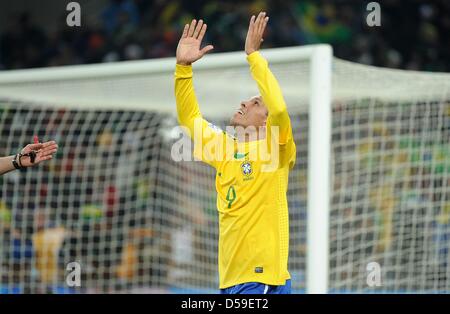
left=20, top=141, right=58, bottom=168
left=245, top=12, right=269, bottom=55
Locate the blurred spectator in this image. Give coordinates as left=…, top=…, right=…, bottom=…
left=32, top=210, right=67, bottom=287
left=0, top=12, right=47, bottom=69
left=102, top=0, right=140, bottom=35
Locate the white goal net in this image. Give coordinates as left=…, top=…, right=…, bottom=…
left=0, top=45, right=449, bottom=293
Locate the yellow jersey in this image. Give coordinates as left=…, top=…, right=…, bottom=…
left=174, top=51, right=296, bottom=289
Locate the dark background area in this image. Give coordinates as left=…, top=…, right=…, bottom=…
left=0, top=0, right=448, bottom=72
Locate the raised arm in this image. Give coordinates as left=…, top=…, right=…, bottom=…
left=175, top=19, right=213, bottom=134
left=175, top=19, right=225, bottom=167
left=245, top=12, right=292, bottom=145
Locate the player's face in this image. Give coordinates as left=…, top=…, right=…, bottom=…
left=230, top=96, right=268, bottom=128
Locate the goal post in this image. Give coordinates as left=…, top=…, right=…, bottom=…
left=307, top=45, right=332, bottom=294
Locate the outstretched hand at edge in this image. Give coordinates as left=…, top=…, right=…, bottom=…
left=19, top=141, right=58, bottom=168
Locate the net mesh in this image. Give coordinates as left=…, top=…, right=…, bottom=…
left=0, top=47, right=449, bottom=293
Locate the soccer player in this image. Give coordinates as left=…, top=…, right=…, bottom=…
left=174, top=12, right=296, bottom=294
left=0, top=139, right=58, bottom=175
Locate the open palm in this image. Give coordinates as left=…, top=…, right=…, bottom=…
left=245, top=12, right=269, bottom=55
left=176, top=19, right=213, bottom=66
left=20, top=141, right=58, bottom=168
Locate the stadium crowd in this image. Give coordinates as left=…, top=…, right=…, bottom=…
left=0, top=0, right=449, bottom=72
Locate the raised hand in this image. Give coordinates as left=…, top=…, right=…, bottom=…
left=245, top=12, right=269, bottom=55
left=176, top=19, right=214, bottom=66
left=19, top=141, right=58, bottom=168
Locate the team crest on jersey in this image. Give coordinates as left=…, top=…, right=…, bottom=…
left=241, top=161, right=253, bottom=176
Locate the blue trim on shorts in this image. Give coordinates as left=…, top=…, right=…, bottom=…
left=220, top=279, right=291, bottom=294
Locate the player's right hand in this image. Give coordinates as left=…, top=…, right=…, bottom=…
left=176, top=19, right=214, bottom=66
